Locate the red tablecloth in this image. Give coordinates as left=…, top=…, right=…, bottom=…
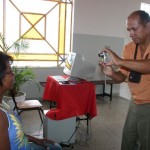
left=43, top=76, right=97, bottom=120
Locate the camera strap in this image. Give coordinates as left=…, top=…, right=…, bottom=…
left=134, top=44, right=138, bottom=60
left=128, top=44, right=142, bottom=83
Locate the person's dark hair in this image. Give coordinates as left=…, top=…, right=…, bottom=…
left=128, top=10, right=150, bottom=26
left=0, top=52, right=13, bottom=86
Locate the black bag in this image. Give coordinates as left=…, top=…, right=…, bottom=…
left=128, top=44, right=141, bottom=83
left=129, top=71, right=141, bottom=83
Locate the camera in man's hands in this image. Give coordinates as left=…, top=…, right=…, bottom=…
left=98, top=51, right=107, bottom=63
left=129, top=70, right=141, bottom=83
left=98, top=51, right=111, bottom=64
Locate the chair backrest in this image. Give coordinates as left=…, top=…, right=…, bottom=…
left=10, top=90, right=19, bottom=113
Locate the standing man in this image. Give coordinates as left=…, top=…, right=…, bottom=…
left=99, top=10, right=150, bottom=150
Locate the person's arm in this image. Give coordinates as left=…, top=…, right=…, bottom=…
left=103, top=48, right=150, bottom=74
left=26, top=134, right=54, bottom=148
left=0, top=110, right=10, bottom=150
left=99, top=62, right=127, bottom=83
left=118, top=59, right=150, bottom=74
left=110, top=70, right=127, bottom=83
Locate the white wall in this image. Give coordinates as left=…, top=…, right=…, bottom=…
left=23, top=0, right=149, bottom=99
left=73, top=0, right=150, bottom=37
left=0, top=1, right=3, bottom=32
left=73, top=0, right=127, bottom=37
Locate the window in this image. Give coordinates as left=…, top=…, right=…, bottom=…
left=141, top=2, right=150, bottom=15
left=1, top=0, right=73, bottom=67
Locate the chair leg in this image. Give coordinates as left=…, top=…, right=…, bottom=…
left=18, top=111, right=23, bottom=115
left=38, top=109, right=43, bottom=124
left=39, top=108, right=44, bottom=115
left=14, top=107, right=19, bottom=115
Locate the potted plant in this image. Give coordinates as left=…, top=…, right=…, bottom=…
left=0, top=34, right=39, bottom=107
left=4, top=67, right=38, bottom=101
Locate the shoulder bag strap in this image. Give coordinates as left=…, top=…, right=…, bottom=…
left=134, top=44, right=138, bottom=60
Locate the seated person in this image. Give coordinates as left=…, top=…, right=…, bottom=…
left=0, top=51, right=62, bottom=150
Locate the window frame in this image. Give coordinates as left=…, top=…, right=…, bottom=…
left=1, top=0, right=73, bottom=67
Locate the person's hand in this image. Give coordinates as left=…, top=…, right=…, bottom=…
left=102, top=48, right=122, bottom=66
left=27, top=134, right=54, bottom=149
left=99, top=61, right=114, bottom=77
left=33, top=138, right=54, bottom=148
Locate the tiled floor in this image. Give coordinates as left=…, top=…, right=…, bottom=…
left=21, top=95, right=130, bottom=150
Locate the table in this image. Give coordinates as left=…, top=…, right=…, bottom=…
left=41, top=79, right=119, bottom=101
left=42, top=76, right=97, bottom=120
left=91, top=80, right=119, bottom=101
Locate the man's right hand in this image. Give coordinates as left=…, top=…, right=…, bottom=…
left=99, top=62, right=114, bottom=78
